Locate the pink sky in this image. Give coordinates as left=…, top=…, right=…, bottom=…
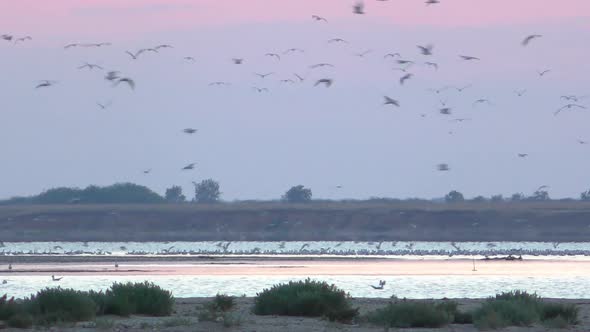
left=3, top=0, right=589, bottom=37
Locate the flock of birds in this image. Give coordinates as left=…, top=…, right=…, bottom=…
left=2, top=1, right=588, bottom=192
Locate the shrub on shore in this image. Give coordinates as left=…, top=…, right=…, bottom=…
left=365, top=299, right=467, bottom=328
left=253, top=278, right=356, bottom=322
left=101, top=281, right=174, bottom=317
left=473, top=291, right=578, bottom=329
left=25, top=288, right=97, bottom=325
left=0, top=281, right=174, bottom=328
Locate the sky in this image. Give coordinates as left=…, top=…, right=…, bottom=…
left=1, top=0, right=589, bottom=201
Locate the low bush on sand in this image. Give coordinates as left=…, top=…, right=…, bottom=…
left=473, top=291, right=578, bottom=329
left=99, top=281, right=174, bottom=317
left=366, top=298, right=468, bottom=328
left=25, top=288, right=97, bottom=325
left=254, top=278, right=357, bottom=322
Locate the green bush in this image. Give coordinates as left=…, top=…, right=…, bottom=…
left=212, top=294, right=235, bottom=312
left=103, top=281, right=174, bottom=317
left=0, top=294, right=23, bottom=321
left=473, top=291, right=578, bottom=329
left=26, top=288, right=97, bottom=324
left=7, top=312, right=33, bottom=329
left=366, top=300, right=460, bottom=328
left=254, top=279, right=355, bottom=320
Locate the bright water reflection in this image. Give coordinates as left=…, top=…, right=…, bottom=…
left=1, top=275, right=589, bottom=299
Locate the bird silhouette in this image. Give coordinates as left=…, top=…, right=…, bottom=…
left=554, top=104, right=586, bottom=115
left=353, top=1, right=365, bottom=14
left=425, top=0, right=440, bottom=5
left=232, top=58, right=244, bottom=64
left=522, top=34, right=542, bottom=46
left=437, top=163, right=450, bottom=171
left=473, top=99, right=493, bottom=107
left=312, top=15, right=328, bottom=22
left=14, top=36, right=32, bottom=44
left=518, top=153, right=529, bottom=158
left=96, top=101, right=112, bottom=110
left=284, top=48, right=304, bottom=54
left=537, top=69, right=551, bottom=77
left=417, top=44, right=434, bottom=55
left=78, top=63, right=104, bottom=70
left=383, top=96, right=400, bottom=106
left=314, top=79, right=333, bottom=87
left=265, top=53, right=281, bottom=60
left=154, top=44, right=173, bottom=50
left=114, top=78, right=135, bottom=90
left=355, top=50, right=372, bottom=57
left=183, top=128, right=198, bottom=134
left=439, top=107, right=452, bottom=115
left=399, top=73, right=413, bottom=85
left=255, top=72, right=274, bottom=79
left=51, top=275, right=63, bottom=281
left=310, top=63, right=334, bottom=69
left=328, top=38, right=348, bottom=44
left=182, top=163, right=196, bottom=170
left=35, top=80, right=56, bottom=89
left=460, top=55, right=480, bottom=61
left=184, top=56, right=196, bottom=62
left=424, top=62, right=439, bottom=70
left=384, top=53, right=401, bottom=58
left=253, top=87, right=269, bottom=93
left=514, top=89, right=527, bottom=97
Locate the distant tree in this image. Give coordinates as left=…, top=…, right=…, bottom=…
left=193, top=179, right=221, bottom=203
left=283, top=185, right=313, bottom=203
left=471, top=196, right=487, bottom=203
left=529, top=190, right=550, bottom=201
left=165, top=185, right=186, bottom=203
left=581, top=190, right=590, bottom=201
left=510, top=193, right=525, bottom=202
left=491, top=195, right=504, bottom=202
left=445, top=190, right=464, bottom=203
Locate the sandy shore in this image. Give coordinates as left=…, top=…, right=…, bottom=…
left=5, top=297, right=589, bottom=331
left=3, top=258, right=590, bottom=277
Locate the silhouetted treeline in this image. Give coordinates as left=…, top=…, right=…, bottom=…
left=1, top=183, right=164, bottom=205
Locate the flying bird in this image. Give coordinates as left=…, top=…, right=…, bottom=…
left=537, top=69, right=551, bottom=77
left=554, top=104, right=586, bottom=116
left=255, top=72, right=274, bottom=79
left=293, top=73, right=305, bottom=82
left=184, top=56, right=196, bottom=62
left=514, top=89, right=527, bottom=97
left=154, top=44, right=173, bottom=50
left=104, top=71, right=120, bottom=81
left=96, top=101, right=112, bottom=110
left=399, top=73, right=413, bottom=85
left=460, top=55, right=480, bottom=61
left=328, top=38, right=348, bottom=44
left=78, top=62, right=104, bottom=70
left=284, top=48, right=304, bottom=54
left=353, top=1, right=365, bottom=14
left=14, top=36, right=32, bottom=44
left=473, top=99, right=493, bottom=107
left=182, top=163, right=196, bottom=170
left=522, top=34, right=542, bottom=46
left=232, top=58, right=244, bottom=64
left=310, top=63, right=334, bottom=69
left=355, top=50, right=372, bottom=57
left=384, top=53, right=401, bottom=58
left=114, top=78, right=135, bottom=90
left=51, top=275, right=63, bottom=281
left=35, top=80, right=56, bottom=89
left=397, top=59, right=415, bottom=66
left=518, top=153, right=529, bottom=158
left=425, top=0, right=440, bottom=5
left=209, top=81, right=230, bottom=86
left=253, top=87, right=269, bottom=93
left=577, top=139, right=588, bottom=145
left=536, top=185, right=549, bottom=191
left=424, top=62, right=439, bottom=70
left=370, top=280, right=386, bottom=290
left=383, top=96, right=400, bottom=107
left=265, top=53, right=281, bottom=60
left=143, top=169, right=152, bottom=174
left=280, top=79, right=295, bottom=84
left=437, top=163, right=450, bottom=171
left=183, top=128, right=198, bottom=134
left=451, top=118, right=471, bottom=122
left=314, top=79, right=333, bottom=87
left=312, top=15, right=328, bottom=22
left=439, top=107, right=452, bottom=115
left=1, top=34, right=13, bottom=41
left=428, top=86, right=450, bottom=94
left=452, top=84, right=472, bottom=92
left=417, top=44, right=434, bottom=55
left=561, top=95, right=580, bottom=102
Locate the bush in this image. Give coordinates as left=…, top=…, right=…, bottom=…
left=26, top=288, right=97, bottom=324
left=254, top=279, right=354, bottom=320
left=445, top=190, right=464, bottom=203
left=0, top=294, right=22, bottom=320
left=212, top=294, right=235, bottom=312
left=366, top=300, right=461, bottom=328
left=7, top=312, right=33, bottom=328
left=473, top=291, right=578, bottom=329
left=103, top=281, right=174, bottom=317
